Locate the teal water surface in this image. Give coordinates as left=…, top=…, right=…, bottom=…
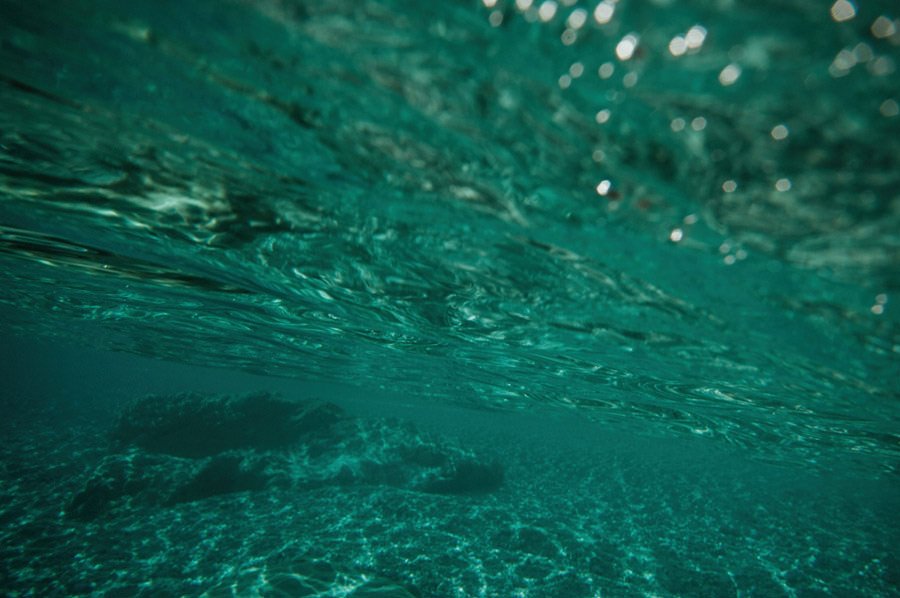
left=0, top=0, right=898, bottom=595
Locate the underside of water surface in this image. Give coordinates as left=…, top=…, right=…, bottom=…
left=0, top=0, right=898, bottom=596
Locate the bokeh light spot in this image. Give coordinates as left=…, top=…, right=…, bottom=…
left=830, top=0, right=856, bottom=23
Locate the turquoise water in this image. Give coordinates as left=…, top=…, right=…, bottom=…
left=1, top=0, right=898, bottom=595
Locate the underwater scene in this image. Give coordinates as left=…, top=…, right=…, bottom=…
left=1, top=0, right=898, bottom=595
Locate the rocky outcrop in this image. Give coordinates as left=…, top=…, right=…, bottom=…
left=68, top=392, right=503, bottom=520
left=111, top=391, right=343, bottom=457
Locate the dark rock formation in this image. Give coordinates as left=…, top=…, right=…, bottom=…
left=68, top=392, right=503, bottom=520
left=167, top=453, right=270, bottom=505
left=111, top=391, right=344, bottom=457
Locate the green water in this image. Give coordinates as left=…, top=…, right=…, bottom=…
left=0, top=0, right=898, bottom=595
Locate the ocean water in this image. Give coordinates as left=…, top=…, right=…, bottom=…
left=0, top=0, right=898, bottom=595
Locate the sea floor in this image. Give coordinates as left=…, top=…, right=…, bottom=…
left=1, top=388, right=897, bottom=597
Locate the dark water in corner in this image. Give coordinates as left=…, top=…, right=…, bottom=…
left=0, top=0, right=898, bottom=595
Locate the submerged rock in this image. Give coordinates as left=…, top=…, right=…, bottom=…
left=67, top=450, right=180, bottom=520
left=111, top=391, right=344, bottom=457
left=68, top=392, right=503, bottom=520
left=167, top=453, right=271, bottom=504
